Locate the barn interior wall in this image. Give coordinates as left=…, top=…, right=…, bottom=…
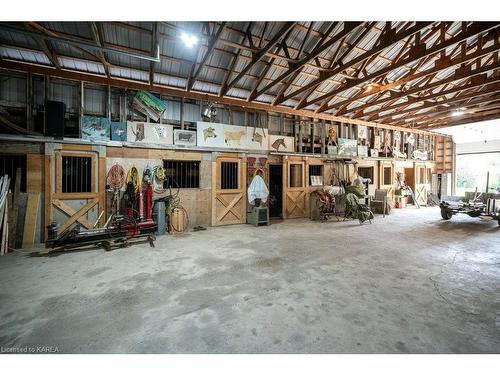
left=107, top=147, right=212, bottom=227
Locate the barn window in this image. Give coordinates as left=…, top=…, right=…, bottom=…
left=383, top=166, right=392, bottom=185
left=0, top=154, right=27, bottom=192
left=358, top=166, right=374, bottom=182
left=62, top=156, right=92, bottom=193
left=164, top=160, right=200, bottom=189
left=220, top=161, right=238, bottom=189
left=309, top=165, right=323, bottom=186
left=289, top=163, right=303, bottom=188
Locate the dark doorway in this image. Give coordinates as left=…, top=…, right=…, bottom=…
left=404, top=167, right=415, bottom=204
left=269, top=164, right=283, bottom=219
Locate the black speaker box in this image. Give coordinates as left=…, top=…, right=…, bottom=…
left=45, top=101, right=66, bottom=138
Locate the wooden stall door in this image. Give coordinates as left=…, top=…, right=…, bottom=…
left=212, top=155, right=246, bottom=226
left=45, top=145, right=105, bottom=240
left=414, top=163, right=429, bottom=206
left=283, top=156, right=308, bottom=219
left=379, top=161, right=395, bottom=205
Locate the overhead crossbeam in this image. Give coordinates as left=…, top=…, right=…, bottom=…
left=310, top=22, right=499, bottom=113
left=222, top=22, right=296, bottom=95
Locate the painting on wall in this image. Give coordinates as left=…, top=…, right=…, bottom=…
left=268, top=135, right=294, bottom=153
left=110, top=122, right=127, bottom=142
left=327, top=125, right=338, bottom=146
left=127, top=121, right=173, bottom=145
left=224, top=125, right=246, bottom=148
left=174, top=129, right=197, bottom=147
left=327, top=146, right=338, bottom=157
left=245, top=126, right=268, bottom=150
left=81, top=116, right=110, bottom=142
left=357, top=145, right=368, bottom=157
left=196, top=121, right=225, bottom=148
left=357, top=125, right=368, bottom=140
left=337, top=138, right=358, bottom=157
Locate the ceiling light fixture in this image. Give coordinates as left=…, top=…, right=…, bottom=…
left=181, top=32, right=198, bottom=48
left=451, top=110, right=464, bottom=117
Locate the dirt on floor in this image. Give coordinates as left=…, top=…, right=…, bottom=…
left=0, top=207, right=499, bottom=353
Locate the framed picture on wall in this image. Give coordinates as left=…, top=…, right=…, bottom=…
left=357, top=145, right=368, bottom=157
left=81, top=116, right=110, bottom=142
left=110, top=122, right=127, bottom=142
left=357, top=125, right=368, bottom=140
left=174, top=129, right=197, bottom=147
left=337, top=138, right=358, bottom=157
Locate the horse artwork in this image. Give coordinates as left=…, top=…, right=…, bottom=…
left=271, top=138, right=286, bottom=152
left=224, top=130, right=245, bottom=145
left=203, top=126, right=217, bottom=141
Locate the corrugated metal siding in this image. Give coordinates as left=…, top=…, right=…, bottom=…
left=51, top=80, right=79, bottom=111
left=0, top=46, right=51, bottom=65
left=59, top=57, right=105, bottom=75
left=84, top=86, right=106, bottom=115
left=0, top=73, right=26, bottom=103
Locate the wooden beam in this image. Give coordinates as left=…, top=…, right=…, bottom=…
left=254, top=22, right=361, bottom=100
left=27, top=22, right=101, bottom=63
left=219, top=22, right=252, bottom=97
left=271, top=23, right=342, bottom=105
left=395, top=93, right=500, bottom=125
left=378, top=82, right=500, bottom=123
left=311, top=22, right=499, bottom=112
left=222, top=22, right=297, bottom=95
left=279, top=22, right=434, bottom=108
left=149, top=22, right=159, bottom=85
left=333, top=38, right=500, bottom=115
left=89, top=22, right=110, bottom=78
left=421, top=108, right=500, bottom=129
left=188, top=22, right=226, bottom=91
left=24, top=23, right=61, bottom=69
left=356, top=69, right=500, bottom=120
left=247, top=25, right=298, bottom=101
left=0, top=57, right=442, bottom=136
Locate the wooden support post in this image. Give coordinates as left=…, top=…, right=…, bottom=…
left=107, top=85, right=111, bottom=121
left=44, top=153, right=53, bottom=241
left=98, top=156, right=106, bottom=226
left=26, top=72, right=33, bottom=131
left=180, top=97, right=185, bottom=129
left=79, top=81, right=84, bottom=138
left=321, top=120, right=326, bottom=155
left=311, top=119, right=315, bottom=155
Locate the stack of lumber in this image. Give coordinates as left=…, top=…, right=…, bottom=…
left=0, top=174, right=11, bottom=255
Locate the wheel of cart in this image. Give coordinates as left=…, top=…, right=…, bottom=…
left=440, top=207, right=453, bottom=220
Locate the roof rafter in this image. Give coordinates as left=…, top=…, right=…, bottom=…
left=378, top=81, right=500, bottom=123
left=222, top=22, right=297, bottom=95
left=252, top=22, right=362, bottom=101
left=333, top=36, right=500, bottom=115
left=188, top=21, right=226, bottom=91
left=277, top=22, right=433, bottom=108
left=352, top=62, right=500, bottom=119
left=394, top=92, right=500, bottom=125
left=89, top=22, right=111, bottom=78
left=312, top=22, right=499, bottom=113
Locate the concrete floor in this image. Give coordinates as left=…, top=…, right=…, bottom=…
left=0, top=207, right=499, bottom=353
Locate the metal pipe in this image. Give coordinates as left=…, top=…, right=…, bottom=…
left=0, top=25, right=161, bottom=63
